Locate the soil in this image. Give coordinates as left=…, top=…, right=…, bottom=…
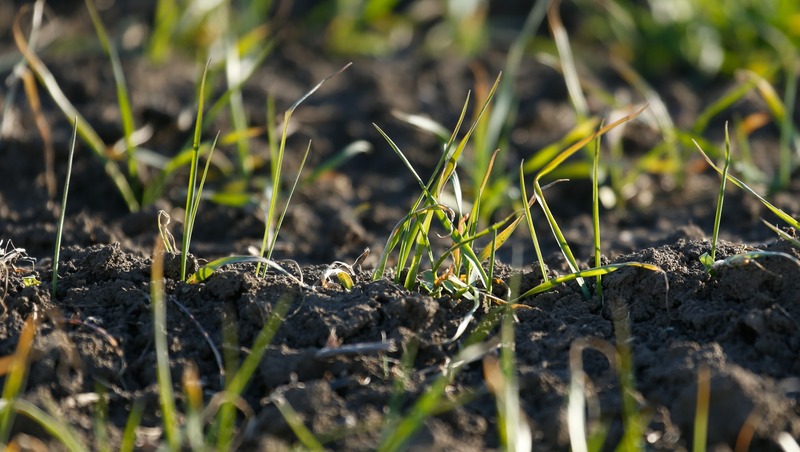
left=1, top=2, right=800, bottom=451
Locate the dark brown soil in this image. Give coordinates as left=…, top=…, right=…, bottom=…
left=1, top=3, right=799, bottom=450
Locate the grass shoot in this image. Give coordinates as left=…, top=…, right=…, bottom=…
left=698, top=123, right=732, bottom=272
left=51, top=118, right=77, bottom=297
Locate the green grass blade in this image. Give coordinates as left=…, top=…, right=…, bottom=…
left=119, top=400, right=144, bottom=452
left=692, top=70, right=772, bottom=135
left=180, top=61, right=210, bottom=281
left=85, top=0, right=138, bottom=181
left=0, top=399, right=85, bottom=452
left=52, top=118, right=77, bottom=297
left=693, top=366, right=710, bottom=452
left=150, top=242, right=179, bottom=450
left=188, top=255, right=309, bottom=288
left=273, top=396, right=325, bottom=451
left=268, top=141, right=312, bottom=262
left=701, top=123, right=731, bottom=269
left=695, top=142, right=800, bottom=230
left=257, top=63, right=352, bottom=274
left=522, top=118, right=600, bottom=174
left=189, top=131, right=221, bottom=222
left=592, top=134, right=602, bottom=298
left=761, top=220, right=800, bottom=248
left=549, top=0, right=588, bottom=118
left=13, top=14, right=139, bottom=211
left=0, top=315, right=38, bottom=444
left=519, top=161, right=548, bottom=282
left=513, top=262, right=665, bottom=302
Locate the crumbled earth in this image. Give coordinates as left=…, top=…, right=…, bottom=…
left=1, top=3, right=800, bottom=451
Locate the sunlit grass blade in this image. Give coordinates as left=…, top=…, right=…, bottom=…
left=533, top=105, right=647, bottom=298
left=119, top=400, right=143, bottom=452
left=52, top=118, right=77, bottom=298
left=215, top=295, right=292, bottom=450
left=188, top=255, right=309, bottom=288
left=20, top=67, right=56, bottom=197
left=85, top=0, right=138, bottom=182
left=522, top=118, right=600, bottom=174
left=0, top=314, right=39, bottom=444
left=183, top=362, right=205, bottom=451
left=273, top=395, right=325, bottom=451
left=484, top=309, right=532, bottom=452
left=761, top=220, right=800, bottom=248
left=549, top=0, right=588, bottom=118
left=0, top=399, right=85, bottom=451
left=150, top=240, right=179, bottom=450
left=265, top=140, right=312, bottom=273
left=693, top=366, right=711, bottom=452
left=519, top=161, right=548, bottom=282
left=180, top=61, right=211, bottom=281
left=257, top=63, right=352, bottom=274
left=697, top=123, right=731, bottom=271
left=695, top=141, right=800, bottom=230
left=513, top=261, right=666, bottom=302
left=692, top=69, right=775, bottom=135
left=12, top=9, right=139, bottom=211
left=592, top=133, right=602, bottom=298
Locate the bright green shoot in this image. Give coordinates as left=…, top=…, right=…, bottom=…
left=592, top=133, right=602, bottom=299
left=697, top=123, right=731, bottom=272
left=256, top=63, right=352, bottom=277
left=372, top=74, right=502, bottom=291
left=512, top=261, right=667, bottom=303
left=531, top=105, right=647, bottom=299
left=84, top=0, right=139, bottom=182
left=52, top=118, right=77, bottom=297
left=180, top=62, right=215, bottom=281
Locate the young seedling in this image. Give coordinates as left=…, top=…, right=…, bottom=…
left=697, top=122, right=731, bottom=272
left=256, top=63, right=352, bottom=276
left=52, top=118, right=78, bottom=297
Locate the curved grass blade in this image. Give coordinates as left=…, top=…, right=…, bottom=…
left=761, top=220, right=800, bottom=248
left=695, top=142, right=800, bottom=230
left=534, top=105, right=647, bottom=298
left=188, top=255, right=309, bottom=289
left=0, top=399, right=85, bottom=452
left=513, top=261, right=666, bottom=302
left=12, top=9, right=139, bottom=211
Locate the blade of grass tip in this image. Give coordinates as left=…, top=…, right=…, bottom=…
left=181, top=60, right=211, bottom=281
left=150, top=240, right=179, bottom=450
left=761, top=219, right=800, bottom=248
left=85, top=0, right=138, bottom=182
left=12, top=9, right=139, bottom=212
left=0, top=399, right=84, bottom=452
left=549, top=0, right=589, bottom=119
left=693, top=365, right=711, bottom=452
left=52, top=118, right=78, bottom=298
left=520, top=161, right=549, bottom=282
left=0, top=314, right=39, bottom=444
left=695, top=141, right=800, bottom=230
left=257, top=63, right=352, bottom=275
left=592, top=133, right=602, bottom=299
